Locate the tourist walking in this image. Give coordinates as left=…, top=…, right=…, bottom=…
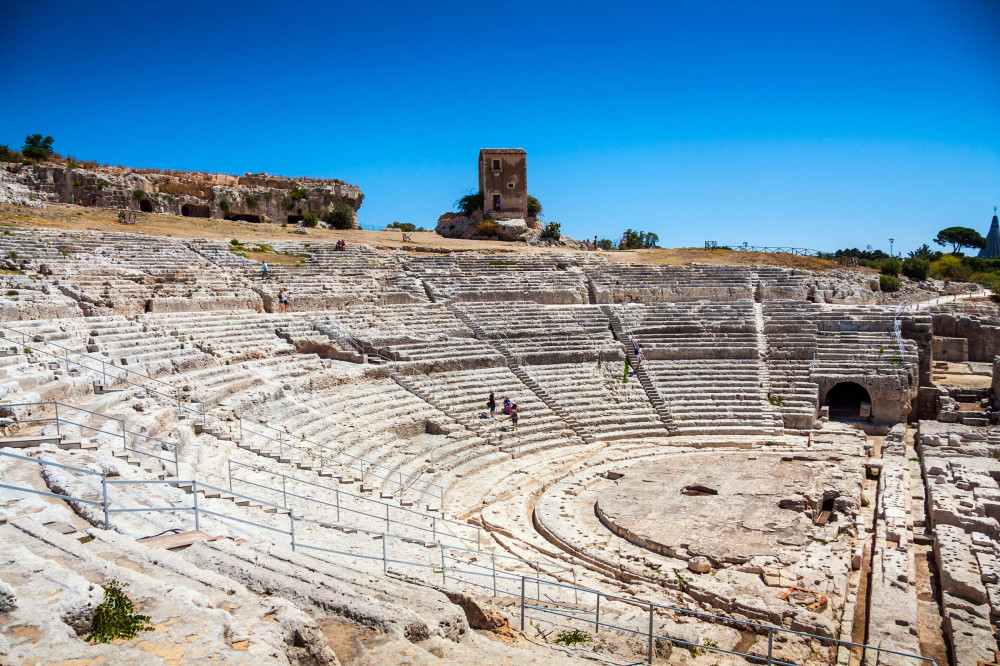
left=635, top=345, right=644, bottom=369
left=510, top=403, right=519, bottom=430
left=487, top=391, right=496, bottom=418
left=261, top=261, right=269, bottom=280
left=278, top=287, right=290, bottom=314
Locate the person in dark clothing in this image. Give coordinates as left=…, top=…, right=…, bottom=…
left=510, top=403, right=519, bottom=430
left=487, top=392, right=496, bottom=418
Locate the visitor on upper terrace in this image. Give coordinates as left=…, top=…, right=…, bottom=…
left=261, top=262, right=269, bottom=280
left=487, top=392, right=496, bottom=418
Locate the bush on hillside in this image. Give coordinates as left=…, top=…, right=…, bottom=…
left=301, top=211, right=319, bottom=227
left=244, top=194, right=259, bottom=209
left=901, top=257, right=930, bottom=280
left=541, top=221, right=561, bottom=240
left=218, top=198, right=232, bottom=213
left=323, top=202, right=355, bottom=230
left=930, top=255, right=972, bottom=281
left=0, top=145, right=21, bottom=163
left=474, top=218, right=498, bottom=236
left=879, top=257, right=902, bottom=277
left=879, top=274, right=901, bottom=292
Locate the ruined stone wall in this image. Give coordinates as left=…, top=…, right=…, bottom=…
left=930, top=312, right=1000, bottom=363
left=0, top=163, right=363, bottom=225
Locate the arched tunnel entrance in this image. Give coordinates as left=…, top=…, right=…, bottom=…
left=825, top=382, right=872, bottom=421
left=139, top=199, right=153, bottom=213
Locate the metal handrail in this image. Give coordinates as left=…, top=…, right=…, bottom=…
left=1, top=400, right=180, bottom=477
left=0, top=323, right=206, bottom=421
left=0, top=449, right=931, bottom=666
left=236, top=417, right=444, bottom=503
left=227, top=459, right=478, bottom=547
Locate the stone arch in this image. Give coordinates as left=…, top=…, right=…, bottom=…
left=824, top=381, right=871, bottom=421
left=139, top=199, right=153, bottom=213
left=181, top=203, right=211, bottom=218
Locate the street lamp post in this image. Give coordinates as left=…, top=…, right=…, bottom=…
left=889, top=238, right=895, bottom=257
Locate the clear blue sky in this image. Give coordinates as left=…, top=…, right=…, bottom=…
left=3, top=1, right=999, bottom=253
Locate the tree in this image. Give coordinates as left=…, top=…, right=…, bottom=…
left=21, top=134, right=54, bottom=161
left=934, top=227, right=986, bottom=254
left=526, top=195, right=542, bottom=217
left=621, top=229, right=659, bottom=250
left=323, top=202, right=355, bottom=230
left=301, top=211, right=319, bottom=227
left=907, top=244, right=936, bottom=259
left=455, top=192, right=484, bottom=217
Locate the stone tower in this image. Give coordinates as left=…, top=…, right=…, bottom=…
left=479, top=149, right=527, bottom=219
left=978, top=208, right=999, bottom=259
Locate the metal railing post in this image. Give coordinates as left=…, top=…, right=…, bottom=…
left=647, top=603, right=654, bottom=664
left=477, top=527, right=481, bottom=550
left=382, top=535, right=388, bottom=573
left=101, top=473, right=110, bottom=529
left=440, top=545, right=446, bottom=586
left=289, top=510, right=295, bottom=552
left=520, top=577, right=526, bottom=632
left=282, top=476, right=287, bottom=508
left=432, top=516, right=436, bottom=542
left=767, top=627, right=773, bottom=665
left=492, top=553, right=497, bottom=596
left=174, top=442, right=179, bottom=478
left=594, top=592, right=600, bottom=633
left=535, top=562, right=540, bottom=601
left=53, top=402, right=60, bottom=438
left=385, top=503, right=390, bottom=532
left=335, top=487, right=340, bottom=522
left=193, top=481, right=200, bottom=532
left=228, top=460, right=233, bottom=492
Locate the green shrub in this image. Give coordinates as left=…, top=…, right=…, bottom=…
left=553, top=628, right=592, bottom=646
left=281, top=187, right=309, bottom=210
left=526, top=194, right=542, bottom=217
left=244, top=194, right=259, bottom=209
left=73, top=178, right=83, bottom=187
left=230, top=239, right=241, bottom=246
left=6, top=290, right=18, bottom=296
left=132, top=189, right=146, bottom=201
left=0, top=145, right=21, bottom=163
left=323, top=202, right=356, bottom=230
left=879, top=274, right=902, bottom=292
left=455, top=192, right=484, bottom=216
left=541, top=221, right=561, bottom=240
left=901, top=257, right=930, bottom=280
left=87, top=580, right=153, bottom=644
left=388, top=221, right=417, bottom=232
left=474, top=219, right=499, bottom=236
left=879, top=257, right=902, bottom=277
left=301, top=211, right=320, bottom=227
left=930, top=255, right=971, bottom=281
left=219, top=198, right=232, bottom=213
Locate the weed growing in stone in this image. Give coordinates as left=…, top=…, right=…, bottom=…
left=553, top=628, right=592, bottom=646
left=88, top=580, right=153, bottom=644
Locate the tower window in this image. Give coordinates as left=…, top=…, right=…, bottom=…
left=492, top=159, right=501, bottom=170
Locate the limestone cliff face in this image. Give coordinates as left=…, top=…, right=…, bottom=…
left=0, top=163, right=363, bottom=225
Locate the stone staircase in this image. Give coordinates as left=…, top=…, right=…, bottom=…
left=600, top=306, right=672, bottom=431
left=448, top=304, right=593, bottom=444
